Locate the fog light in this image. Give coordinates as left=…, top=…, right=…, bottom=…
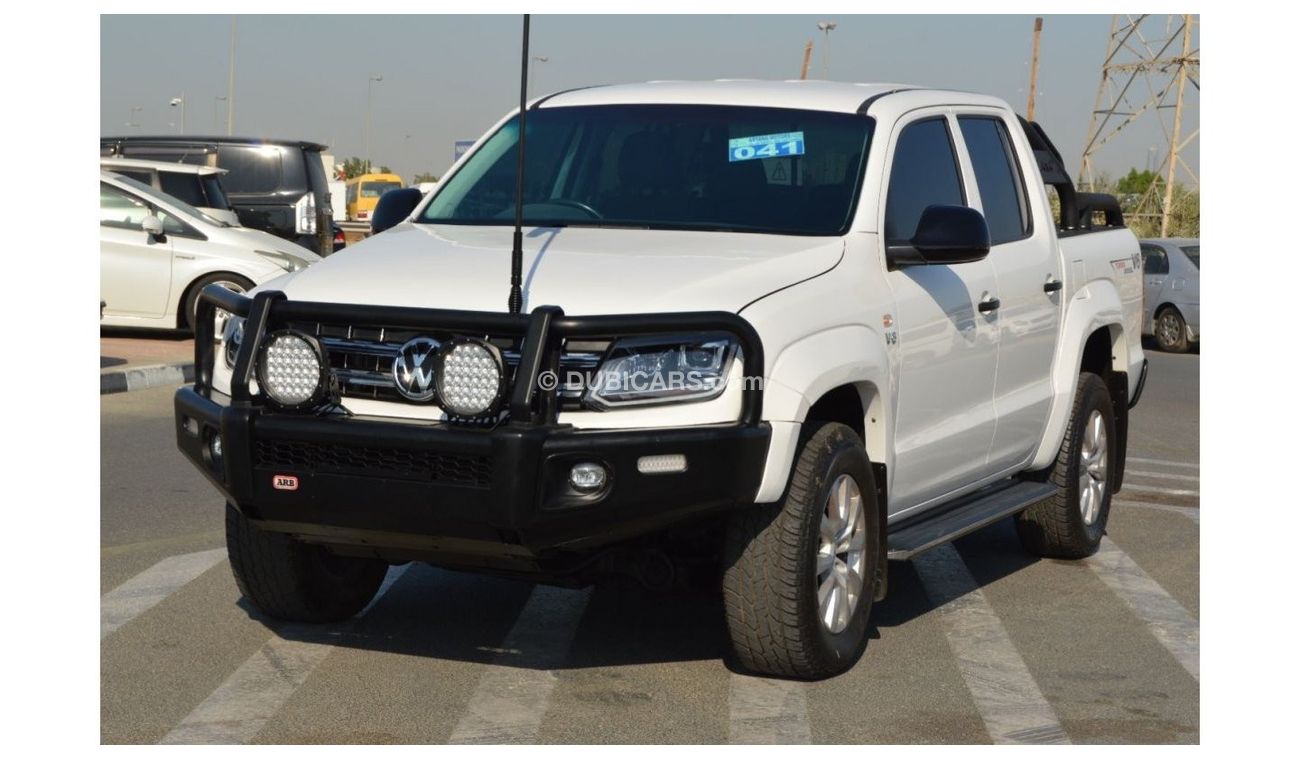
left=436, top=339, right=505, bottom=417
left=637, top=454, right=687, bottom=474
left=209, top=433, right=223, bottom=465
left=569, top=462, right=608, bottom=493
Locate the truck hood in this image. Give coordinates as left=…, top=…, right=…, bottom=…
left=266, top=223, right=842, bottom=315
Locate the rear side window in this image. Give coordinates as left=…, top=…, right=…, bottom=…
left=1141, top=244, right=1169, bottom=275
left=217, top=145, right=284, bottom=193
left=158, top=172, right=206, bottom=207
left=885, top=118, right=964, bottom=244
left=958, top=116, right=1030, bottom=245
left=201, top=175, right=230, bottom=210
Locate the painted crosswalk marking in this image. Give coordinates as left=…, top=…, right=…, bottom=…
left=1126, top=456, right=1199, bottom=470
left=1114, top=499, right=1200, bottom=523
left=1085, top=537, right=1199, bottom=681
left=913, top=544, right=1069, bottom=745
left=102, top=548, right=226, bottom=640
left=728, top=675, right=810, bottom=744
left=448, top=585, right=590, bottom=744
left=1126, top=469, right=1199, bottom=483
left=1120, top=484, right=1199, bottom=498
left=160, top=565, right=409, bottom=744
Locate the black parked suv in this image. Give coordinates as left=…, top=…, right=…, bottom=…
left=100, top=136, right=334, bottom=256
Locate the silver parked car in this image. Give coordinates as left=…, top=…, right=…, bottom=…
left=1141, top=238, right=1200, bottom=352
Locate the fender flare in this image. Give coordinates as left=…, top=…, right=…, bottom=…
left=755, top=324, right=892, bottom=502
left=1029, top=278, right=1127, bottom=469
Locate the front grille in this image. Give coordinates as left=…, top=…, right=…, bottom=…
left=255, top=438, right=493, bottom=488
left=288, top=321, right=606, bottom=407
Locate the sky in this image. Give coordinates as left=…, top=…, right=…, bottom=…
left=100, top=14, right=1199, bottom=184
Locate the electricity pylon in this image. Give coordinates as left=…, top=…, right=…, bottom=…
left=1079, top=14, right=1199, bottom=236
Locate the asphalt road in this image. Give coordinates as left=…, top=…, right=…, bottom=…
left=101, top=348, right=1199, bottom=744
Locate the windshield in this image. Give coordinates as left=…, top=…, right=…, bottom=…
left=108, top=173, right=227, bottom=227
left=361, top=181, right=403, bottom=198
left=1180, top=244, right=1199, bottom=269
left=420, top=104, right=874, bottom=236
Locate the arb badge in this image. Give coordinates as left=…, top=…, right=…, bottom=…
left=272, top=474, right=299, bottom=491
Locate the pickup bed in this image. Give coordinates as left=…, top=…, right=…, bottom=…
left=175, top=80, right=1146, bottom=679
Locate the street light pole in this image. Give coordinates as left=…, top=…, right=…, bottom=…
left=365, top=74, right=383, bottom=173
left=529, top=55, right=548, bottom=99
left=214, top=96, right=227, bottom=133
left=816, top=21, right=837, bottom=78
left=226, top=16, right=236, bottom=135
left=170, top=93, right=186, bottom=134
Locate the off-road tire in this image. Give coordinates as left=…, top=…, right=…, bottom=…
left=1015, top=372, right=1116, bottom=559
left=1154, top=306, right=1190, bottom=353
left=723, top=422, right=879, bottom=679
left=226, top=503, right=388, bottom=622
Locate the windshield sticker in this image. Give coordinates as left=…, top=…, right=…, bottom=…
left=729, top=131, right=805, bottom=162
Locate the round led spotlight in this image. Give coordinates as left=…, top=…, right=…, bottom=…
left=255, top=330, right=328, bottom=409
left=436, top=339, right=505, bottom=418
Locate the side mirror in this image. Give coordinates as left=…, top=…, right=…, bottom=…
left=141, top=214, right=165, bottom=239
left=371, top=187, right=424, bottom=234
left=888, top=205, right=991, bottom=267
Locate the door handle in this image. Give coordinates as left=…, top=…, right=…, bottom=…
left=978, top=296, right=1001, bottom=313
left=1043, top=278, right=1063, bottom=293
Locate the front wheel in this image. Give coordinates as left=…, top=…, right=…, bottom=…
left=184, top=273, right=254, bottom=332
left=225, top=504, right=388, bottom=623
left=723, top=422, right=879, bottom=679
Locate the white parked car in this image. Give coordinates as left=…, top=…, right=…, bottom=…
left=175, top=81, right=1146, bottom=679
left=100, top=171, right=320, bottom=330
left=99, top=157, right=241, bottom=227
left=1140, top=237, right=1200, bottom=352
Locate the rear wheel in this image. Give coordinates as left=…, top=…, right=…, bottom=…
left=1154, top=306, right=1189, bottom=353
left=723, top=422, right=879, bottom=679
left=1015, top=372, right=1116, bottom=559
left=225, top=504, right=388, bottom=622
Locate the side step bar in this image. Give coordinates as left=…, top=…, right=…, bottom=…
left=886, top=480, right=1059, bottom=560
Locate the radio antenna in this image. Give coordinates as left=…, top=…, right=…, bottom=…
left=508, top=14, right=530, bottom=314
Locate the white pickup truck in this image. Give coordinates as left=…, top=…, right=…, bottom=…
left=176, top=81, right=1146, bottom=680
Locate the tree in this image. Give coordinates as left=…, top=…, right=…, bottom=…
left=413, top=172, right=440, bottom=184
left=1116, top=168, right=1157, bottom=195
left=378, top=165, right=392, bottom=174
left=341, top=157, right=369, bottom=179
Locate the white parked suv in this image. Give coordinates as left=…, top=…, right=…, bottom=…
left=100, top=171, right=320, bottom=330
left=175, top=81, right=1147, bottom=679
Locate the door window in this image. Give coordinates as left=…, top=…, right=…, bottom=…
left=957, top=117, right=1030, bottom=244
left=885, top=118, right=965, bottom=244
left=100, top=183, right=151, bottom=229
left=1142, top=244, right=1170, bottom=275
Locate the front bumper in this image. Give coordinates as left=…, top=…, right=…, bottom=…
left=177, top=286, right=769, bottom=569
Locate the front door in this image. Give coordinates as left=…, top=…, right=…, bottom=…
left=883, top=112, right=1000, bottom=513
left=100, top=182, right=172, bottom=319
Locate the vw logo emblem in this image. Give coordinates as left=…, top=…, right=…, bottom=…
left=393, top=337, right=439, bottom=401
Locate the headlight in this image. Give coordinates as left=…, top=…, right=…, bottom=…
left=256, top=250, right=309, bottom=272
left=255, top=330, right=329, bottom=409
left=585, top=337, right=739, bottom=409
left=436, top=339, right=505, bottom=418
left=222, top=316, right=245, bottom=369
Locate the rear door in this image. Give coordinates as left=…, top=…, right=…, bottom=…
left=1141, top=243, right=1171, bottom=330
left=954, top=112, right=1062, bottom=471
left=100, top=183, right=172, bottom=318
left=882, top=111, right=1001, bottom=512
